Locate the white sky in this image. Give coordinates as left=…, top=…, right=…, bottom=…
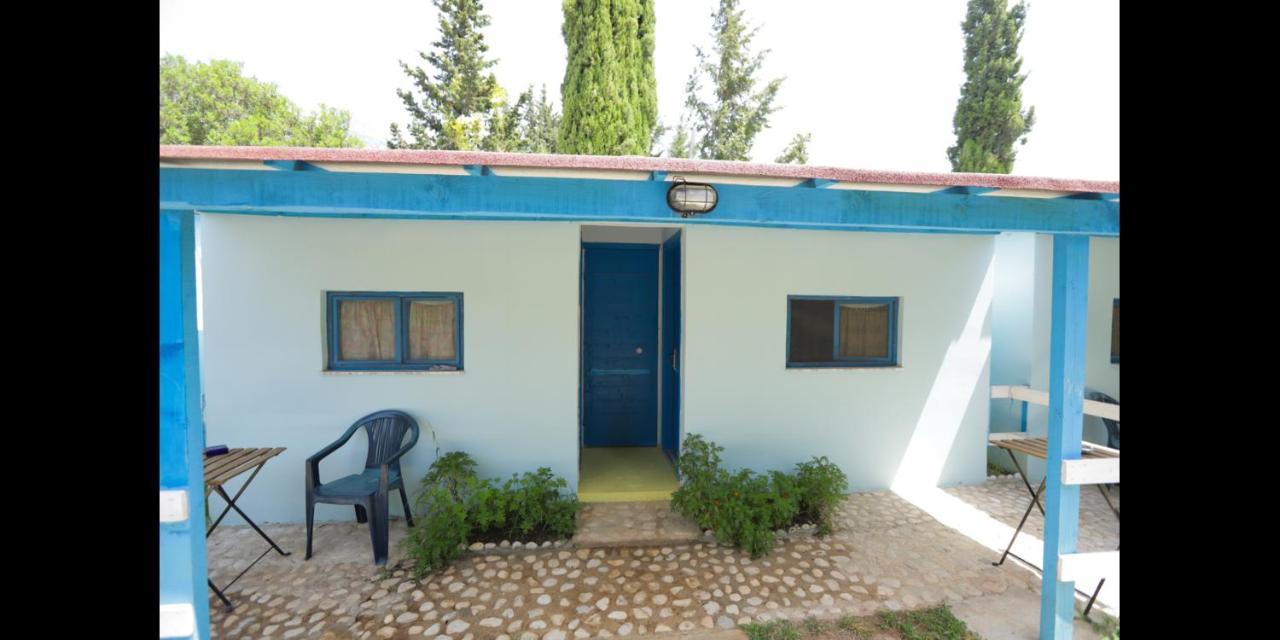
left=160, top=0, right=1117, bottom=181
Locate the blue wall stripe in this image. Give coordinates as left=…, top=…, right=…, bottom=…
left=160, top=169, right=1118, bottom=236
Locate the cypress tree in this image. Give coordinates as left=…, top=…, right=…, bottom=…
left=559, top=0, right=657, bottom=155
left=947, top=0, right=1036, bottom=173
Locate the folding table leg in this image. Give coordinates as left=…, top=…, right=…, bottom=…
left=994, top=476, right=1046, bottom=567
left=1083, top=578, right=1105, bottom=617
left=214, top=485, right=292, bottom=557
left=1006, top=449, right=1045, bottom=516
left=209, top=579, right=234, bottom=612
left=1097, top=483, right=1120, bottom=519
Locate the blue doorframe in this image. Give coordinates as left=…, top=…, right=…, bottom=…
left=582, top=243, right=659, bottom=447
left=661, top=233, right=682, bottom=462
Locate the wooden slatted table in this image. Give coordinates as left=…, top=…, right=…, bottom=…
left=204, top=447, right=290, bottom=611
left=988, top=433, right=1118, bottom=616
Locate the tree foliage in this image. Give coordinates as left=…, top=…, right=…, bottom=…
left=774, top=132, right=811, bottom=164
left=947, top=0, right=1035, bottom=173
left=159, top=55, right=360, bottom=148
left=558, top=0, right=657, bottom=155
left=391, top=0, right=562, bottom=152
left=680, top=0, right=783, bottom=161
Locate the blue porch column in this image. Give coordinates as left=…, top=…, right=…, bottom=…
left=160, top=209, right=209, bottom=639
left=1039, top=234, right=1089, bottom=639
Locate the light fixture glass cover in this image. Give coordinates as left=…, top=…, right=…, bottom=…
left=667, top=181, right=718, bottom=217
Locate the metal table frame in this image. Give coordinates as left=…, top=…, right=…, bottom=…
left=204, top=447, right=290, bottom=612
left=989, top=435, right=1118, bottom=618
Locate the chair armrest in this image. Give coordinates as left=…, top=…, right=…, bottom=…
left=306, top=424, right=361, bottom=487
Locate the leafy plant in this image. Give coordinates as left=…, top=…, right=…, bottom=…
left=671, top=435, right=845, bottom=558
left=793, top=456, right=849, bottom=535
left=404, top=485, right=470, bottom=579
left=402, top=452, right=580, bottom=577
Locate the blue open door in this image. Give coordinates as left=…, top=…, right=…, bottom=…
left=661, top=233, right=681, bottom=461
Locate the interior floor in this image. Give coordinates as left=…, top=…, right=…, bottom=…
left=578, top=447, right=678, bottom=503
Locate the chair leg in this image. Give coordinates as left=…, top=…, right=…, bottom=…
left=305, top=496, right=316, bottom=560
left=354, top=505, right=368, bottom=524
left=370, top=492, right=390, bottom=566
left=399, top=487, right=415, bottom=528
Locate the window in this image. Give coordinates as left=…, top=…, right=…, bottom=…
left=787, top=296, right=900, bottom=367
left=326, top=292, right=462, bottom=371
left=1110, top=298, right=1119, bottom=363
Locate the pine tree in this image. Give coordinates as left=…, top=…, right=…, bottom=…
left=390, top=0, right=502, bottom=150
left=774, top=132, right=811, bottom=164
left=559, top=0, right=657, bottom=155
left=681, top=0, right=784, bottom=161
left=947, top=0, right=1036, bottom=173
left=486, top=85, right=561, bottom=153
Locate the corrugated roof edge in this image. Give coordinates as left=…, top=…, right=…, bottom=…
left=159, top=145, right=1119, bottom=195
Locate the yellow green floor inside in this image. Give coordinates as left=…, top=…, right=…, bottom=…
left=578, top=447, right=679, bottom=502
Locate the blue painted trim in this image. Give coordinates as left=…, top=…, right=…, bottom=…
left=462, top=165, right=492, bottom=177
left=326, top=291, right=463, bottom=371
left=1110, top=298, right=1119, bottom=364
left=939, top=185, right=998, bottom=195
left=1063, top=192, right=1118, bottom=200
left=160, top=169, right=1118, bottom=236
left=1040, top=234, right=1089, bottom=640
left=264, top=160, right=326, bottom=171
left=1020, top=399, right=1028, bottom=433
left=649, top=170, right=668, bottom=181
left=160, top=209, right=210, bottom=640
left=801, top=178, right=838, bottom=188
left=785, top=295, right=900, bottom=368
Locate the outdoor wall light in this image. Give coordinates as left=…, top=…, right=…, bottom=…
left=667, top=179, right=718, bottom=218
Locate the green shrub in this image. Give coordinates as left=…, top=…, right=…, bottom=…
left=404, top=485, right=470, bottom=579
left=503, top=467, right=581, bottom=540
left=670, top=434, right=725, bottom=529
left=793, top=456, right=849, bottom=535
left=670, top=435, right=848, bottom=557
left=403, top=452, right=581, bottom=577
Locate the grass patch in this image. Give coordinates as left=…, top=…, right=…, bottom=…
left=1083, top=612, right=1119, bottom=639
left=877, top=606, right=981, bottom=640
left=745, top=606, right=981, bottom=640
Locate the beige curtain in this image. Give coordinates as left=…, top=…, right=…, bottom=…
left=839, top=304, right=889, bottom=358
left=340, top=300, right=396, bottom=360
left=408, top=300, right=457, bottom=360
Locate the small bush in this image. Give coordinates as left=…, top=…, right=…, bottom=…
left=793, top=456, right=849, bottom=535
left=670, top=435, right=848, bottom=558
left=403, top=452, right=581, bottom=577
left=404, top=485, right=470, bottom=579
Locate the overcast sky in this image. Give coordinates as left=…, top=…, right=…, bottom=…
left=160, top=0, right=1118, bottom=181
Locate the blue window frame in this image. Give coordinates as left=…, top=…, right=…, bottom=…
left=786, top=295, right=900, bottom=368
left=1110, top=298, right=1119, bottom=364
left=326, top=291, right=463, bottom=371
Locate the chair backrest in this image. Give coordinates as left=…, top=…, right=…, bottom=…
left=354, top=410, right=420, bottom=472
left=1086, top=391, right=1119, bottom=450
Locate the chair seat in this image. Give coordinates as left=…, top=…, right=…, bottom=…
left=315, top=469, right=402, bottom=498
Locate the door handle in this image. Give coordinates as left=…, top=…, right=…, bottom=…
left=671, top=347, right=678, bottom=373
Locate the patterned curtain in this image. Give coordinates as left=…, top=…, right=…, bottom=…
left=339, top=300, right=396, bottom=360
left=839, top=304, right=889, bottom=358
left=408, top=300, right=457, bottom=360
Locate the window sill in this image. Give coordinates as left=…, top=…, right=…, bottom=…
left=322, top=369, right=464, bottom=376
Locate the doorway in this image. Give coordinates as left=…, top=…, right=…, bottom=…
left=578, top=229, right=682, bottom=501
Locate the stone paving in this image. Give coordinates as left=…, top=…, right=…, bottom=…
left=572, top=502, right=701, bottom=547
left=206, top=478, right=1118, bottom=639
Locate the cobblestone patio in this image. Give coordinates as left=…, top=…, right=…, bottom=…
left=206, top=477, right=1118, bottom=639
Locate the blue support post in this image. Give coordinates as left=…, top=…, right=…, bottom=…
left=1040, top=234, right=1089, bottom=639
left=160, top=209, right=209, bottom=639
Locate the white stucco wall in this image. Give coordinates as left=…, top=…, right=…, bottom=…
left=199, top=215, right=581, bottom=524
left=680, top=226, right=995, bottom=491
left=1026, top=235, right=1120, bottom=482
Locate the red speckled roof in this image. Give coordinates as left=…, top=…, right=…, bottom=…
left=160, top=145, right=1118, bottom=195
